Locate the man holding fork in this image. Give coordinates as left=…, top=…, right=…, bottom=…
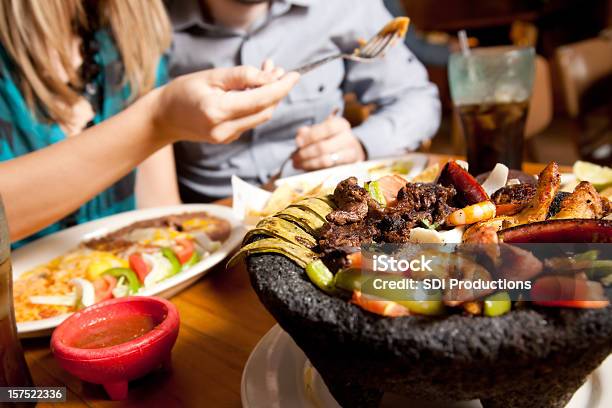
left=166, top=0, right=441, bottom=202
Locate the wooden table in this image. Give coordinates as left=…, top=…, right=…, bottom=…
left=21, top=155, right=562, bottom=407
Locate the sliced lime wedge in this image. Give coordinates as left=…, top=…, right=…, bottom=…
left=573, top=161, right=612, bottom=191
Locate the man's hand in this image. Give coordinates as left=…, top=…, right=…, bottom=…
left=292, top=115, right=366, bottom=171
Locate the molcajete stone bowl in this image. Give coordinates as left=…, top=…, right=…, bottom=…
left=247, top=253, right=612, bottom=408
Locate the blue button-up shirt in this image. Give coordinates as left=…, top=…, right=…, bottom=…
left=167, top=0, right=441, bottom=198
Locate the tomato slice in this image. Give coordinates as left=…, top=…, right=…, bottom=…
left=535, top=300, right=609, bottom=309
left=174, top=239, right=195, bottom=264
left=351, top=291, right=410, bottom=317
left=93, top=275, right=117, bottom=302
left=129, top=253, right=151, bottom=283
left=375, top=175, right=407, bottom=206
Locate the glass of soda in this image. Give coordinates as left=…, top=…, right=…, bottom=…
left=448, top=46, right=535, bottom=175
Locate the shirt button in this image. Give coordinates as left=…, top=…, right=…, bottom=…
left=318, top=85, right=325, bottom=93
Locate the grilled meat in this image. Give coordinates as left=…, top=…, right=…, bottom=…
left=463, top=219, right=506, bottom=244
left=603, top=196, right=612, bottom=217
left=387, top=183, right=457, bottom=234
left=443, top=256, right=494, bottom=306
left=319, top=221, right=378, bottom=252
left=326, top=177, right=380, bottom=225
left=491, top=184, right=574, bottom=219
left=509, top=162, right=560, bottom=227
left=438, top=161, right=487, bottom=206
left=320, top=180, right=457, bottom=253
left=547, top=191, right=571, bottom=218
left=491, top=184, right=537, bottom=207
left=551, top=181, right=603, bottom=219
left=378, top=211, right=424, bottom=243
left=499, top=219, right=612, bottom=243
left=491, top=183, right=537, bottom=216
left=395, top=183, right=456, bottom=219
left=466, top=163, right=575, bottom=242
left=376, top=183, right=456, bottom=243
left=496, top=243, right=543, bottom=281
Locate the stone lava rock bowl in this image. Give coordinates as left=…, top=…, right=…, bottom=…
left=247, top=253, right=612, bottom=408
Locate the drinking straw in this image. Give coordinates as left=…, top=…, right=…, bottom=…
left=458, top=30, right=471, bottom=56
left=458, top=29, right=477, bottom=84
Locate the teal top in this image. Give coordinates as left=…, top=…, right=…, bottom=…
left=0, top=30, right=168, bottom=247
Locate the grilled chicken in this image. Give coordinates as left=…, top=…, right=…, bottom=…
left=463, top=218, right=506, bottom=244
left=464, top=163, right=560, bottom=242
left=551, top=181, right=603, bottom=219
left=508, top=162, right=560, bottom=227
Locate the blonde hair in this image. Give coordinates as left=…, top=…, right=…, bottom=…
left=0, top=0, right=171, bottom=124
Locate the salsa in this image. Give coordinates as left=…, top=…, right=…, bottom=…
left=71, top=314, right=157, bottom=349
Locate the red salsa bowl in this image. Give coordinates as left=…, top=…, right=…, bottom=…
left=51, top=296, right=179, bottom=400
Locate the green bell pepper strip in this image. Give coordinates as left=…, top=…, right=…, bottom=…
left=356, top=274, right=446, bottom=315
left=162, top=248, right=182, bottom=276
left=574, top=250, right=599, bottom=261
left=305, top=260, right=335, bottom=294
left=103, top=268, right=141, bottom=294
left=484, top=291, right=512, bottom=317
left=397, top=285, right=445, bottom=316
left=570, top=250, right=612, bottom=281
left=334, top=268, right=369, bottom=292
left=397, top=300, right=446, bottom=316
left=182, top=251, right=202, bottom=270
left=365, top=181, right=386, bottom=206
left=546, top=257, right=612, bottom=279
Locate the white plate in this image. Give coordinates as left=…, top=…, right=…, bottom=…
left=232, top=154, right=429, bottom=226
left=13, top=204, right=245, bottom=337
left=275, top=153, right=429, bottom=190
left=242, top=325, right=612, bottom=408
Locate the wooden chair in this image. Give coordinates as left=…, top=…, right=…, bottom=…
left=555, top=35, right=612, bottom=165
left=511, top=21, right=553, bottom=145
left=524, top=55, right=554, bottom=160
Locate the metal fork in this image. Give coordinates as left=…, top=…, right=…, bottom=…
left=262, top=108, right=341, bottom=191
left=262, top=151, right=296, bottom=192
left=293, top=17, right=409, bottom=75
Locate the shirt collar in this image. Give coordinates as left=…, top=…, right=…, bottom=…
left=166, top=0, right=204, bottom=31
left=283, top=0, right=314, bottom=6
left=168, top=0, right=315, bottom=32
